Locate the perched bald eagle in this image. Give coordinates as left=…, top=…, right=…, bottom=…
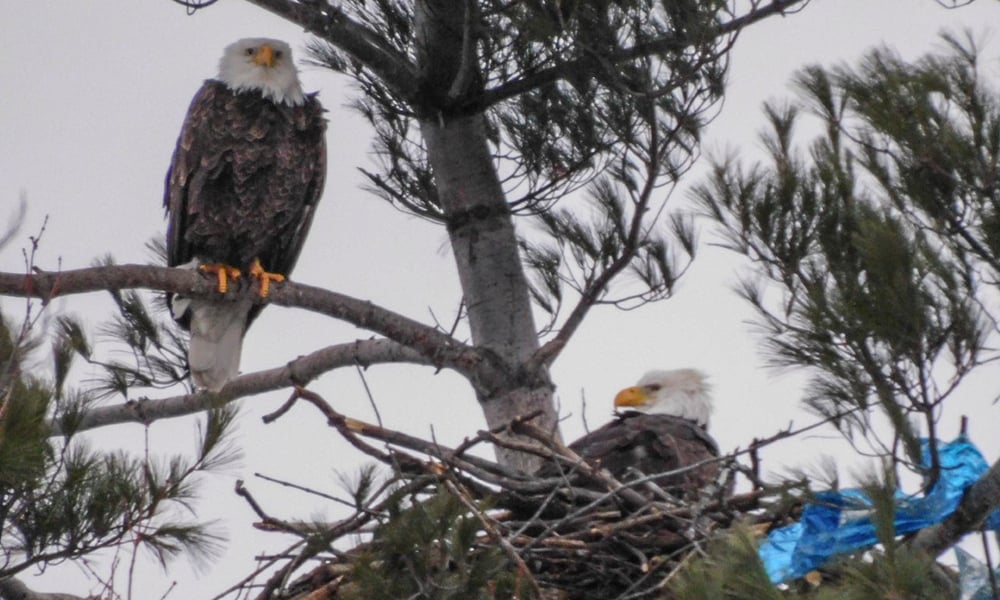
left=165, top=38, right=326, bottom=391
left=560, top=369, right=723, bottom=499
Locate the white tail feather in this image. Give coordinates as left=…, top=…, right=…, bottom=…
left=186, top=300, right=253, bottom=391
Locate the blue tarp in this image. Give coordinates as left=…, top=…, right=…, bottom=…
left=759, top=435, right=999, bottom=583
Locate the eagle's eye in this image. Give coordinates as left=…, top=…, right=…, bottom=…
left=645, top=384, right=662, bottom=392
left=274, top=50, right=284, bottom=59
left=245, top=47, right=255, bottom=56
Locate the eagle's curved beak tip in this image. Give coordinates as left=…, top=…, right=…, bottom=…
left=614, top=386, right=648, bottom=408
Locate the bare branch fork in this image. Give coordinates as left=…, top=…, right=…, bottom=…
left=0, top=262, right=541, bottom=436
left=0, top=263, right=518, bottom=390
left=45, top=338, right=428, bottom=436
left=0, top=264, right=466, bottom=361
left=528, top=100, right=666, bottom=371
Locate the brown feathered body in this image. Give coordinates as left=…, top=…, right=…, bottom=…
left=164, top=42, right=326, bottom=391
left=165, top=79, right=326, bottom=322
left=567, top=411, right=721, bottom=498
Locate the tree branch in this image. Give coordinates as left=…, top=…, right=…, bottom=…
left=528, top=93, right=665, bottom=370
left=239, top=0, right=419, bottom=100
left=446, top=0, right=479, bottom=101
left=47, top=338, right=428, bottom=435
left=470, top=0, right=809, bottom=111
left=0, top=264, right=510, bottom=391
left=909, top=457, right=1000, bottom=557
left=0, top=577, right=84, bottom=600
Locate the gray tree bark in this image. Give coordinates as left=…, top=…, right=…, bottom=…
left=911, top=458, right=1000, bottom=558
left=0, top=577, right=84, bottom=600
left=420, top=108, right=561, bottom=472
left=415, top=0, right=559, bottom=471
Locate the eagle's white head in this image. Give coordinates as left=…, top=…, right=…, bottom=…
left=218, top=38, right=305, bottom=106
left=613, top=369, right=713, bottom=427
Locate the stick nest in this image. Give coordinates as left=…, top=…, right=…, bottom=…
left=230, top=389, right=789, bottom=600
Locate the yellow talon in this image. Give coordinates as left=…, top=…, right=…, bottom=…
left=199, top=263, right=242, bottom=293
left=249, top=258, right=285, bottom=298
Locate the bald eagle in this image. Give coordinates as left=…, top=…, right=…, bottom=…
left=165, top=38, right=326, bottom=391
left=559, top=369, right=723, bottom=499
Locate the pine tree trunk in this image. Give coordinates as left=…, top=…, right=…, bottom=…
left=420, top=116, right=539, bottom=365
left=415, top=0, right=559, bottom=471
left=419, top=112, right=560, bottom=472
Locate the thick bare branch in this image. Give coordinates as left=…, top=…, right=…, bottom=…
left=0, top=264, right=509, bottom=391
left=0, top=577, right=84, bottom=600
left=910, top=458, right=1000, bottom=557
left=47, top=338, right=428, bottom=435
left=240, top=0, right=419, bottom=99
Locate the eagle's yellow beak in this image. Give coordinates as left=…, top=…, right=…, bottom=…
left=614, top=386, right=649, bottom=408
left=252, top=44, right=275, bottom=68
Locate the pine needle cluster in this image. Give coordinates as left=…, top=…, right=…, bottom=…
left=0, top=306, right=236, bottom=580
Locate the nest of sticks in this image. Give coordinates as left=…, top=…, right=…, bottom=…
left=230, top=388, right=791, bottom=600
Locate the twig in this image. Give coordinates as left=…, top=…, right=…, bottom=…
left=261, top=387, right=301, bottom=424
left=211, top=539, right=306, bottom=600
left=354, top=363, right=384, bottom=427
left=235, top=480, right=306, bottom=535
left=442, top=478, right=544, bottom=599
left=253, top=472, right=359, bottom=510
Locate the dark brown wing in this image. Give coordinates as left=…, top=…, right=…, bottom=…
left=255, top=93, right=326, bottom=281
left=163, top=80, right=327, bottom=326
left=164, top=80, right=223, bottom=270
left=566, top=413, right=721, bottom=498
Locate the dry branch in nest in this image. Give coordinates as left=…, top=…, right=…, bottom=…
left=233, top=388, right=791, bottom=600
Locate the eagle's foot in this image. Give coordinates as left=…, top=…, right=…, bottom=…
left=249, top=258, right=285, bottom=298
left=199, top=263, right=242, bottom=293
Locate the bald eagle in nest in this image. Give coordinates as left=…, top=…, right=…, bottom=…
left=165, top=38, right=326, bottom=391
left=557, top=369, right=724, bottom=500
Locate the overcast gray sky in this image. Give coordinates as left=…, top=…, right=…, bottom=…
left=3, top=1, right=1000, bottom=596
